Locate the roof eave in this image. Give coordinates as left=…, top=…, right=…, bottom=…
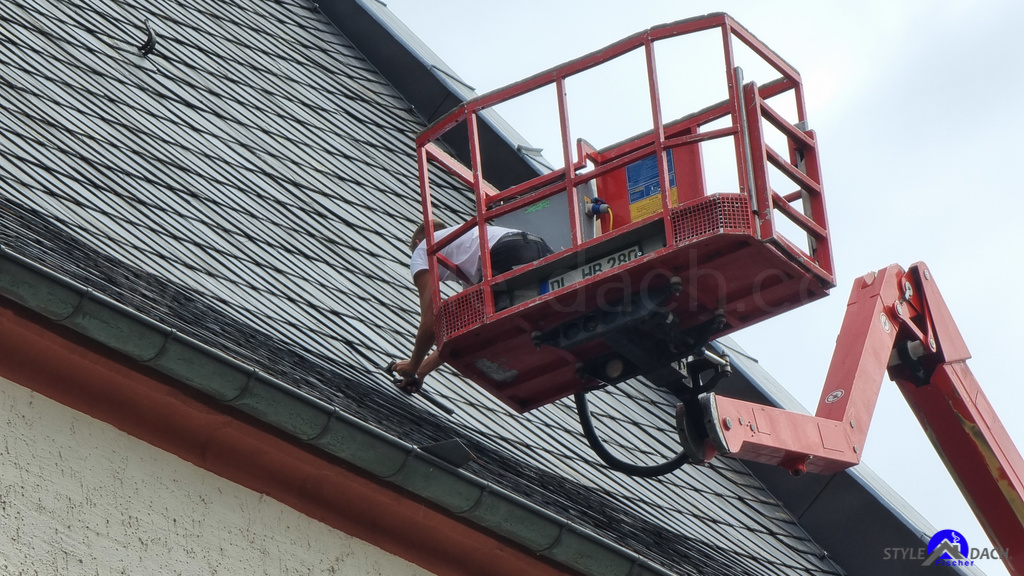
left=0, top=244, right=673, bottom=576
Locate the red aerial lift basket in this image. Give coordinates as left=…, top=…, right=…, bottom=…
left=415, top=13, right=834, bottom=413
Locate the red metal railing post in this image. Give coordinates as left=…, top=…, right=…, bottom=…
left=555, top=76, right=580, bottom=249
left=417, top=144, right=442, bottom=312
left=742, top=82, right=775, bottom=242
left=466, top=111, right=495, bottom=314
left=643, top=36, right=674, bottom=240
left=722, top=23, right=759, bottom=237
left=806, top=132, right=832, bottom=277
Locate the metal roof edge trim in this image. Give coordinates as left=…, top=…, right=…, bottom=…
left=349, top=0, right=470, bottom=98
left=327, top=0, right=553, bottom=173
left=841, top=468, right=983, bottom=575
left=0, top=244, right=673, bottom=576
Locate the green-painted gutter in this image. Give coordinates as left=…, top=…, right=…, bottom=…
left=0, top=244, right=674, bottom=576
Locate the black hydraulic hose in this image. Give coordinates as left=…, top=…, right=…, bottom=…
left=574, top=391, right=690, bottom=478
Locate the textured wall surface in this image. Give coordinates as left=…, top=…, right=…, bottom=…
left=0, top=375, right=433, bottom=576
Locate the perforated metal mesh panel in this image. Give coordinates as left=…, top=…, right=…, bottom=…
left=436, top=286, right=486, bottom=345
left=670, top=194, right=752, bottom=245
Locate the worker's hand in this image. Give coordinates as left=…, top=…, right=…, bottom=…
left=395, top=374, right=423, bottom=395
left=392, top=359, right=417, bottom=378
left=389, top=359, right=424, bottom=394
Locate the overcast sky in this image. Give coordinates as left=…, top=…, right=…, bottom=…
left=384, top=1, right=1024, bottom=572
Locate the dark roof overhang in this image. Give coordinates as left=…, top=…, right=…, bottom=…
left=317, top=0, right=550, bottom=190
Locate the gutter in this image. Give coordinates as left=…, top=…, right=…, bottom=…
left=0, top=243, right=673, bottom=576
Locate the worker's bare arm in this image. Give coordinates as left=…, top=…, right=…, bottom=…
left=394, top=270, right=437, bottom=386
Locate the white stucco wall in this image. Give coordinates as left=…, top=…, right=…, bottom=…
left=0, top=375, right=434, bottom=576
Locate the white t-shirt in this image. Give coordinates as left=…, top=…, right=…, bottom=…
left=410, top=225, right=517, bottom=286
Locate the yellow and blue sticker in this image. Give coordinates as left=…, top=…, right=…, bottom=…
left=626, top=150, right=677, bottom=221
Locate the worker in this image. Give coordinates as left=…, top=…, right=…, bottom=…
left=393, top=219, right=553, bottom=393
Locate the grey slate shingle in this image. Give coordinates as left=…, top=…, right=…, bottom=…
left=0, top=1, right=847, bottom=574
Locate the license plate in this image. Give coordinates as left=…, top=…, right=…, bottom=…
left=542, top=246, right=641, bottom=293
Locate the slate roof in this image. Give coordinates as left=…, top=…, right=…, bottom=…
left=0, top=1, right=943, bottom=575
